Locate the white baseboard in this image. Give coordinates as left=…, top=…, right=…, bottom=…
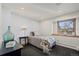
left=56, top=42, right=79, bottom=51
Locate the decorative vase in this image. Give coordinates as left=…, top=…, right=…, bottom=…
left=3, top=26, right=14, bottom=46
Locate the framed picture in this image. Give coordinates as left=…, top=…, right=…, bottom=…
left=57, top=18, right=76, bottom=36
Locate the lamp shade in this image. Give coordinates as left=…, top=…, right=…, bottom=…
left=21, top=26, right=27, bottom=30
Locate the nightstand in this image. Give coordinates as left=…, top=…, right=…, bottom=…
left=19, top=36, right=28, bottom=46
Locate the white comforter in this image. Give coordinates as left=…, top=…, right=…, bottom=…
left=29, top=36, right=56, bottom=47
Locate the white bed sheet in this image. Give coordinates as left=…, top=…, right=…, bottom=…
left=29, top=36, right=56, bottom=47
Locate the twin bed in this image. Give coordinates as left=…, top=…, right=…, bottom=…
left=28, top=36, right=56, bottom=49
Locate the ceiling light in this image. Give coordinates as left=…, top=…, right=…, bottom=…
left=58, top=10, right=62, bottom=12
left=21, top=8, right=24, bottom=10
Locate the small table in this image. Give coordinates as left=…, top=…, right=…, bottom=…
left=0, top=42, right=23, bottom=56
left=19, top=36, right=28, bottom=46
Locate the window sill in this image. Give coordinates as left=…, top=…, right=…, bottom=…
left=52, top=34, right=79, bottom=38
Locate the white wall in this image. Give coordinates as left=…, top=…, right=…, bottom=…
left=40, top=20, right=53, bottom=36
left=2, top=7, right=40, bottom=42
left=0, top=4, right=1, bottom=38
left=0, top=4, right=3, bottom=45
left=54, top=36, right=79, bottom=51
left=76, top=17, right=79, bottom=35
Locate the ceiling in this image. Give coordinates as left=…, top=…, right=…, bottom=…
left=2, top=3, right=79, bottom=21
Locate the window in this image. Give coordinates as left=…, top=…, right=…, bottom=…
left=57, top=18, right=76, bottom=36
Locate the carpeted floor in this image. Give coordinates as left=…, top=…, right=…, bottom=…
left=21, top=44, right=79, bottom=56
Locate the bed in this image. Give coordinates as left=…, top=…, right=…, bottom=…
left=28, top=36, right=56, bottom=49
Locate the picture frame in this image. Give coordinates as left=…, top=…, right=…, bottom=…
left=57, top=18, right=76, bottom=36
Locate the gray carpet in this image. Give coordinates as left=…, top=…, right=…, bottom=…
left=21, top=44, right=79, bottom=56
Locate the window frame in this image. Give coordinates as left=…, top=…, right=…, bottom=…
left=57, top=18, right=76, bottom=36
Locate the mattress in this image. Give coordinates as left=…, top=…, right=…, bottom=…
left=29, top=36, right=56, bottom=49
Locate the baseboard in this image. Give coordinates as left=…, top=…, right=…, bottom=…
left=56, top=42, right=79, bottom=51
